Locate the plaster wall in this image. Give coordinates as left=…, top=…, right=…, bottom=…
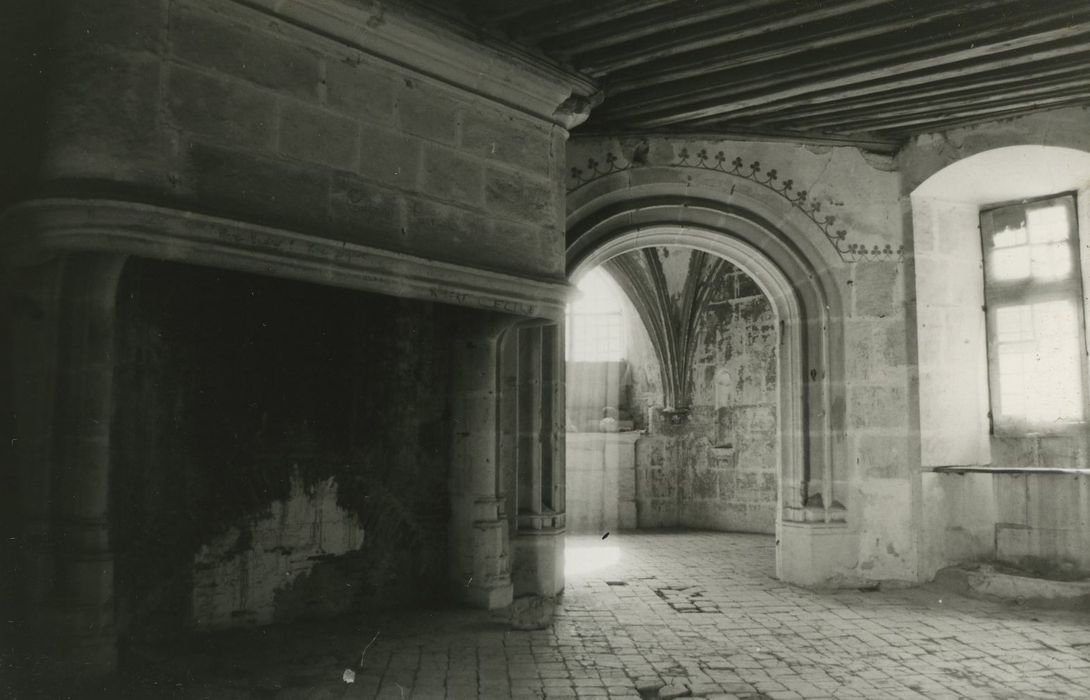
left=913, top=197, right=990, bottom=467
left=898, top=107, right=1090, bottom=194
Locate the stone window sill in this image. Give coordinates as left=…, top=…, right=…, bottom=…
left=932, top=465, right=1090, bottom=475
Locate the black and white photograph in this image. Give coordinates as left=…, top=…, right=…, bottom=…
left=2, top=1, right=1090, bottom=697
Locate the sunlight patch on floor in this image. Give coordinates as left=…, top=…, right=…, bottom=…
left=564, top=542, right=622, bottom=576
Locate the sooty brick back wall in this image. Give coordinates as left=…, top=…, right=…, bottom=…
left=112, top=260, right=453, bottom=640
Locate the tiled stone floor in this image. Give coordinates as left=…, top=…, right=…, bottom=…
left=104, top=532, right=1090, bottom=698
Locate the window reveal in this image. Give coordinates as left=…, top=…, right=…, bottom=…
left=980, top=194, right=1087, bottom=431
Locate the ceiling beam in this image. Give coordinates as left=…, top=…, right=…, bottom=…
left=504, top=0, right=684, bottom=43
left=798, top=87, right=1090, bottom=134
left=540, top=0, right=789, bottom=60
left=867, top=102, right=1090, bottom=139
left=831, top=93, right=1090, bottom=135
left=595, top=4, right=1088, bottom=119
left=467, top=0, right=585, bottom=24
left=603, top=0, right=1020, bottom=95
left=599, top=21, right=1090, bottom=127
left=761, top=72, right=1090, bottom=131
left=574, top=0, right=891, bottom=76
left=679, top=54, right=1090, bottom=126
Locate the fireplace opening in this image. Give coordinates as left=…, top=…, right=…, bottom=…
left=111, top=259, right=454, bottom=650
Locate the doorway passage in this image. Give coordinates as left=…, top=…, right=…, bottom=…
left=564, top=246, right=780, bottom=537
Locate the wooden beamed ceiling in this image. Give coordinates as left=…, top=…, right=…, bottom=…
left=447, top=0, right=1090, bottom=153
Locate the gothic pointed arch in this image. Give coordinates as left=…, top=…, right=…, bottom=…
left=565, top=158, right=858, bottom=582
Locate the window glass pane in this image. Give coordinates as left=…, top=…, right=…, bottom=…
left=990, top=246, right=1031, bottom=281
left=1031, top=242, right=1071, bottom=281
left=992, top=223, right=1027, bottom=248
left=567, top=268, right=626, bottom=362
left=1027, top=204, right=1070, bottom=243
left=982, top=194, right=1085, bottom=431
left=994, top=305, right=1033, bottom=342
left=571, top=268, right=624, bottom=315
left=986, top=200, right=1076, bottom=283
left=996, top=349, right=1027, bottom=417
left=993, top=300, right=1084, bottom=424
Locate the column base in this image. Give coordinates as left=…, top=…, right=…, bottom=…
left=450, top=513, right=514, bottom=609
left=512, top=528, right=565, bottom=598
left=778, top=520, right=857, bottom=587
left=464, top=579, right=514, bottom=609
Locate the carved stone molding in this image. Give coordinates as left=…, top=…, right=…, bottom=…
left=568, top=147, right=903, bottom=262
left=0, top=198, right=571, bottom=321
left=233, top=0, right=599, bottom=128
left=553, top=93, right=605, bottom=130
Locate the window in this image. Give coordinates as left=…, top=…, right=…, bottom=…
left=981, top=194, right=1087, bottom=432
left=566, top=268, right=625, bottom=361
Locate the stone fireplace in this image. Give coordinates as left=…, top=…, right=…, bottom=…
left=111, top=259, right=460, bottom=639
left=0, top=0, right=592, bottom=681
left=2, top=198, right=571, bottom=674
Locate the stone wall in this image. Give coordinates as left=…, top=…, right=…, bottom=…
left=0, top=3, right=51, bottom=211
left=683, top=265, right=779, bottom=532
left=631, top=263, right=779, bottom=534
left=923, top=472, right=1090, bottom=576
left=0, top=6, right=54, bottom=629
left=112, top=260, right=452, bottom=639
left=36, top=0, right=568, bottom=279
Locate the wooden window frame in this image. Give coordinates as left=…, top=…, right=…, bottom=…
left=980, top=192, right=1089, bottom=435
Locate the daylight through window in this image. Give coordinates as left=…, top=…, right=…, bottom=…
left=980, top=194, right=1087, bottom=431
left=566, top=268, right=625, bottom=362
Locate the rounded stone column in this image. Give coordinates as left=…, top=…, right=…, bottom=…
left=8, top=252, right=126, bottom=678
left=447, top=311, right=516, bottom=609
left=506, top=321, right=566, bottom=598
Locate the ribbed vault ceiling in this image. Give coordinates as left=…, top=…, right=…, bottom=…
left=428, top=0, right=1090, bottom=153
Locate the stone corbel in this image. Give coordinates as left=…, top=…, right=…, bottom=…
left=231, top=0, right=600, bottom=129
left=553, top=92, right=605, bottom=131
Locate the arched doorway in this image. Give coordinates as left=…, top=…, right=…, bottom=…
left=568, top=241, right=784, bottom=536
left=566, top=191, right=848, bottom=581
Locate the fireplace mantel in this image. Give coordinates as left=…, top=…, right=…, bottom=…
left=1, top=198, right=571, bottom=322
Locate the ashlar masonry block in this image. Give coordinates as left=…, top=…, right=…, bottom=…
left=170, top=5, right=320, bottom=100
left=167, top=66, right=278, bottom=151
